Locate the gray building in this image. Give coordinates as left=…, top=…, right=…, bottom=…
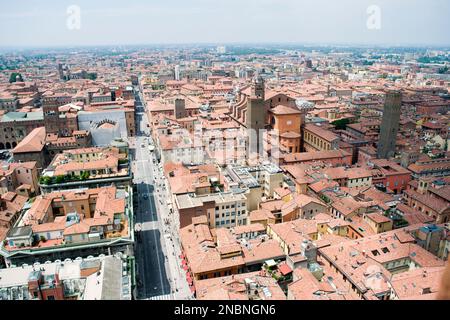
left=77, top=110, right=128, bottom=146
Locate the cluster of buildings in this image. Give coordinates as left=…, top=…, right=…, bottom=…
left=0, top=53, right=137, bottom=300
left=0, top=45, right=449, bottom=300
left=136, top=46, right=449, bottom=300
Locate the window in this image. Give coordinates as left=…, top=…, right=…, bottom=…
left=381, top=247, right=390, bottom=254
left=371, top=250, right=380, bottom=256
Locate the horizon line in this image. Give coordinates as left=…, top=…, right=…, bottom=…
left=1, top=41, right=450, bottom=51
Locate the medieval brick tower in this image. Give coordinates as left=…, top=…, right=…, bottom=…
left=377, top=90, right=402, bottom=159
left=42, top=95, right=75, bottom=136
left=246, top=75, right=266, bottom=158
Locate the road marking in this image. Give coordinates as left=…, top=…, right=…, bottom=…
left=135, top=159, right=149, bottom=162
left=147, top=293, right=173, bottom=300
left=140, top=221, right=159, bottom=231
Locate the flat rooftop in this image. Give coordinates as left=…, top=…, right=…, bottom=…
left=176, top=192, right=246, bottom=210
left=0, top=111, right=43, bottom=122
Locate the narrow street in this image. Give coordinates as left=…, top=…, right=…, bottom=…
left=132, top=88, right=192, bottom=300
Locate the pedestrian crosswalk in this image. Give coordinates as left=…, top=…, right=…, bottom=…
left=147, top=294, right=173, bottom=300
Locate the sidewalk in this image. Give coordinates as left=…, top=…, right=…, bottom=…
left=152, top=154, right=191, bottom=300
left=163, top=233, right=191, bottom=299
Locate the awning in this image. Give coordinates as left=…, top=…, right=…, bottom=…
left=182, top=259, right=187, bottom=266
left=265, top=259, right=277, bottom=268
left=278, top=263, right=293, bottom=276
left=182, top=264, right=188, bottom=271
left=186, top=273, right=193, bottom=285
left=189, top=285, right=196, bottom=293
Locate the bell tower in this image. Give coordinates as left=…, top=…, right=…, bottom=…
left=246, top=75, right=266, bottom=161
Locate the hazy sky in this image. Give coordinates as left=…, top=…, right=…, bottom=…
left=1, top=0, right=449, bottom=47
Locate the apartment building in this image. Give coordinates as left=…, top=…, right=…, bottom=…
left=0, top=186, right=134, bottom=267
left=0, top=161, right=39, bottom=196
left=303, top=124, right=340, bottom=152
left=223, top=163, right=284, bottom=211
left=196, top=270, right=286, bottom=300
left=0, top=110, right=44, bottom=149
left=0, top=254, right=132, bottom=300
left=175, top=192, right=248, bottom=229
left=39, top=146, right=131, bottom=193
left=403, top=177, right=450, bottom=223
left=283, top=149, right=352, bottom=166
left=318, top=228, right=446, bottom=300
left=180, top=220, right=285, bottom=293
left=158, top=132, right=204, bottom=165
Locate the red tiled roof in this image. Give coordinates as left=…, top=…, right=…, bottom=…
left=278, top=263, right=292, bottom=276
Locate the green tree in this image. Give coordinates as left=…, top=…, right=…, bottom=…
left=438, top=66, right=449, bottom=74
left=332, top=118, right=351, bottom=130
left=39, top=176, right=53, bottom=185
left=9, top=72, right=23, bottom=83
left=80, top=171, right=90, bottom=180
left=87, top=72, right=97, bottom=80
left=55, top=175, right=66, bottom=183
